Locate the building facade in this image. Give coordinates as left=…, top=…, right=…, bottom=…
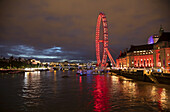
left=116, top=27, right=170, bottom=73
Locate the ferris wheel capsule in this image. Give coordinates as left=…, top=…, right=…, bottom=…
left=95, top=12, right=116, bottom=68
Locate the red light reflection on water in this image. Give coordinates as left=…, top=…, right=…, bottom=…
left=79, top=76, right=82, bottom=83
left=92, top=75, right=110, bottom=112
left=151, top=86, right=168, bottom=111
left=157, top=88, right=168, bottom=111
left=79, top=76, right=83, bottom=92
left=158, top=88, right=163, bottom=111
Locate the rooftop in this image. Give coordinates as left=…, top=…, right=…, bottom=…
left=128, top=44, right=153, bottom=52
left=157, top=32, right=170, bottom=43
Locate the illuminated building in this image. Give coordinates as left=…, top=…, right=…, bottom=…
left=31, top=59, right=41, bottom=65
left=148, top=25, right=164, bottom=44
left=148, top=34, right=159, bottom=44
left=116, top=26, right=170, bottom=73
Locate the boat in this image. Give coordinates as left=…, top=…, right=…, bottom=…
left=76, top=69, right=82, bottom=74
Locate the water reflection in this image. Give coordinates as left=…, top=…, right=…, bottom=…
left=111, top=75, right=119, bottom=82
left=110, top=75, right=170, bottom=111
left=54, top=70, right=56, bottom=81
left=53, top=70, right=57, bottom=94
left=22, top=71, right=41, bottom=107
left=151, top=86, right=169, bottom=111
left=79, top=76, right=83, bottom=92
left=122, top=80, right=137, bottom=99
left=111, top=75, right=137, bottom=98
left=1, top=71, right=170, bottom=111
left=92, top=75, right=110, bottom=112
left=79, top=76, right=82, bottom=83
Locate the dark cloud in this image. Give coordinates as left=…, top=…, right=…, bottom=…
left=0, top=0, right=170, bottom=62
left=1, top=45, right=85, bottom=62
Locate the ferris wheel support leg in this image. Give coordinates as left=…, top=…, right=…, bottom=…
left=106, top=49, right=116, bottom=67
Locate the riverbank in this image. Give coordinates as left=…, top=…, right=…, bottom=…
left=111, top=69, right=170, bottom=85
left=0, top=68, right=49, bottom=74
left=0, top=69, right=25, bottom=74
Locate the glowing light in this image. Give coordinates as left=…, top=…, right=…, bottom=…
left=148, top=36, right=154, bottom=44
left=95, top=12, right=116, bottom=67
left=24, top=67, right=48, bottom=71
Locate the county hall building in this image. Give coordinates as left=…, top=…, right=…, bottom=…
left=116, top=26, right=170, bottom=73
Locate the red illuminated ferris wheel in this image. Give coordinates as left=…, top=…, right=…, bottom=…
left=95, top=12, right=116, bottom=67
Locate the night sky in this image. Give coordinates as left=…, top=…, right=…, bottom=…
left=0, top=0, right=170, bottom=62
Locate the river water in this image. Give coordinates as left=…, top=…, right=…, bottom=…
left=0, top=70, right=170, bottom=112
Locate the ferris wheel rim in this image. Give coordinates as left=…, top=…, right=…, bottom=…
left=95, top=12, right=109, bottom=67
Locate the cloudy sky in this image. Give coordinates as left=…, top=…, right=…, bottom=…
left=0, top=0, right=170, bottom=62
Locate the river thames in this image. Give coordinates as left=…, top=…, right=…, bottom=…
left=0, top=70, right=170, bottom=112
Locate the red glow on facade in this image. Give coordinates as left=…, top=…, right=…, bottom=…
left=116, top=28, right=170, bottom=73
left=133, top=55, right=153, bottom=68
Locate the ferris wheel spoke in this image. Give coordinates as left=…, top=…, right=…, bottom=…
left=95, top=12, right=115, bottom=68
